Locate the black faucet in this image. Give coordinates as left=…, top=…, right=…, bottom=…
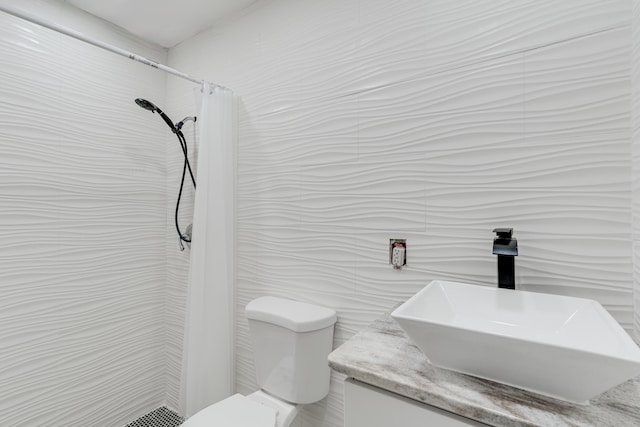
left=492, top=228, right=518, bottom=289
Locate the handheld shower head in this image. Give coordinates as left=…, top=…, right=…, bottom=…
left=135, top=97, right=197, bottom=250
left=134, top=98, right=176, bottom=133
left=135, top=98, right=158, bottom=112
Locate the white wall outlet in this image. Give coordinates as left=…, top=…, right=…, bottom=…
left=389, top=239, right=407, bottom=269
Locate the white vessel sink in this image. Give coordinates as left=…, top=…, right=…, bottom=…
left=390, top=280, right=640, bottom=404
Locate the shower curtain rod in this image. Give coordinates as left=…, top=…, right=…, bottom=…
left=0, top=4, right=223, bottom=90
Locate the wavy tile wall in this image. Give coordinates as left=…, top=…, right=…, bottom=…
left=167, top=0, right=633, bottom=425
left=0, top=5, right=169, bottom=427
left=633, top=1, right=640, bottom=341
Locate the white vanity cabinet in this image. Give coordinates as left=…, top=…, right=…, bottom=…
left=344, top=379, right=489, bottom=427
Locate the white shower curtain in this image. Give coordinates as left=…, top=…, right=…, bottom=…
left=179, top=83, right=236, bottom=418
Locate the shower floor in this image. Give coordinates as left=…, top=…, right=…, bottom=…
left=125, top=407, right=183, bottom=427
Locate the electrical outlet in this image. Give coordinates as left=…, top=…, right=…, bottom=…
left=389, top=239, right=407, bottom=269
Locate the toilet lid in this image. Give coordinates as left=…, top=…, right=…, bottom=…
left=181, top=394, right=276, bottom=427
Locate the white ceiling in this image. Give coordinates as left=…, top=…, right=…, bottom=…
left=64, top=0, right=257, bottom=48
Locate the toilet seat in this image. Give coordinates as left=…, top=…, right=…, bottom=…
left=181, top=394, right=276, bottom=427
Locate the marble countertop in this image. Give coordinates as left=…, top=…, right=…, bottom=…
left=328, top=311, right=640, bottom=427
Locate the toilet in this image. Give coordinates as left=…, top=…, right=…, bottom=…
left=181, top=296, right=337, bottom=427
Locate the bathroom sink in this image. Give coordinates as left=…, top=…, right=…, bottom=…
left=390, top=280, right=640, bottom=403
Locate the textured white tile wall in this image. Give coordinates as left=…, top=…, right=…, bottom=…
left=0, top=1, right=169, bottom=426
left=633, top=0, right=640, bottom=341
left=167, top=0, right=633, bottom=425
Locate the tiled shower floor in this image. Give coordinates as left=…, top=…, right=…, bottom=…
left=124, top=407, right=183, bottom=427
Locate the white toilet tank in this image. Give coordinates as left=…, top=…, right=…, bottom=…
left=245, top=296, right=337, bottom=404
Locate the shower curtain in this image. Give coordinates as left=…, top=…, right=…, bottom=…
left=179, top=83, right=236, bottom=418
